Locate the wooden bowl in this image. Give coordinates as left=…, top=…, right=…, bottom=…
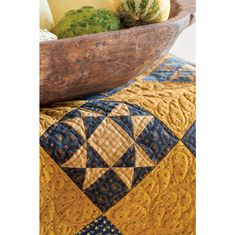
left=40, top=0, right=195, bottom=106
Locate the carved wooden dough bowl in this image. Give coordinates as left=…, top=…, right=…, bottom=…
left=40, top=0, right=195, bottom=106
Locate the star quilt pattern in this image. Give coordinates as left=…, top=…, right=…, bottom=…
left=40, top=54, right=196, bottom=235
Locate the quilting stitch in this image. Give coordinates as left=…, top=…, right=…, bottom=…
left=40, top=55, right=196, bottom=235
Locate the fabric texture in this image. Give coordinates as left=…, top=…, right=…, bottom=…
left=40, top=54, right=196, bottom=235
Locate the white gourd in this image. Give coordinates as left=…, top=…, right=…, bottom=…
left=40, top=29, right=57, bottom=42
left=48, top=0, right=116, bottom=24
left=40, top=0, right=55, bottom=30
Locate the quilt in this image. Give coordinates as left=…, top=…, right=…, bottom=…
left=40, top=54, right=196, bottom=235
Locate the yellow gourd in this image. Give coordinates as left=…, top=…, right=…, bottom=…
left=48, top=0, right=116, bottom=24
left=40, top=0, right=55, bottom=30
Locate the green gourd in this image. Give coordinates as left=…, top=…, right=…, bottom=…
left=52, top=6, right=120, bottom=39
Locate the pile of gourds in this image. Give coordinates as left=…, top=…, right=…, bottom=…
left=40, top=0, right=171, bottom=40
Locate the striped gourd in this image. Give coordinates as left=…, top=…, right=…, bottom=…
left=114, top=0, right=170, bottom=26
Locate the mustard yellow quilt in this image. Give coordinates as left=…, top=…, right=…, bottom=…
left=40, top=54, right=196, bottom=235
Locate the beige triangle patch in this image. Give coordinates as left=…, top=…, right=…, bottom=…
left=113, top=167, right=134, bottom=189
left=79, top=109, right=103, bottom=118
left=135, top=144, right=155, bottom=167
left=61, top=144, right=87, bottom=168
left=108, top=104, right=130, bottom=117
left=131, top=116, right=153, bottom=139
left=61, top=118, right=86, bottom=140
left=83, top=168, right=109, bottom=190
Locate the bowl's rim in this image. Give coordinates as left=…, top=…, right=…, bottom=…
left=40, top=0, right=195, bottom=45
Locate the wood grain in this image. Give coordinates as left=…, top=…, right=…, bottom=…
left=40, top=0, right=196, bottom=106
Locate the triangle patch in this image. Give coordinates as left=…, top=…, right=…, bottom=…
left=127, top=105, right=151, bottom=116
left=110, top=116, right=133, bottom=138
left=61, top=144, right=87, bottom=168
left=81, top=101, right=118, bottom=116
left=113, top=167, right=134, bottom=189
left=113, top=145, right=135, bottom=167
left=62, top=168, right=86, bottom=189
left=86, top=144, right=109, bottom=168
left=131, top=116, right=153, bottom=139
left=61, top=109, right=81, bottom=121
left=132, top=167, right=154, bottom=188
left=108, top=103, right=130, bottom=116
left=83, top=168, right=109, bottom=190
left=83, top=116, right=105, bottom=139
left=61, top=117, right=86, bottom=140
left=79, top=109, right=103, bottom=118
left=135, top=144, right=155, bottom=167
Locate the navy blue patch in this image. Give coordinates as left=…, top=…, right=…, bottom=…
left=60, top=109, right=81, bottom=121
left=62, top=168, right=86, bottom=189
left=136, top=118, right=178, bottom=163
left=158, top=57, right=186, bottom=71
left=77, top=216, right=122, bottom=235
left=40, top=122, right=85, bottom=165
left=113, top=145, right=135, bottom=167
left=144, top=71, right=175, bottom=82
left=83, top=116, right=105, bottom=139
left=182, top=122, right=196, bottom=157
left=110, top=116, right=133, bottom=138
left=81, top=101, right=119, bottom=116
left=132, top=167, right=154, bottom=187
left=84, top=170, right=129, bottom=212
left=86, top=144, right=109, bottom=168
left=127, top=104, right=151, bottom=116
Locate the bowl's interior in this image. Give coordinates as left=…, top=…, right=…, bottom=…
left=40, top=0, right=188, bottom=44
left=169, top=0, right=181, bottom=19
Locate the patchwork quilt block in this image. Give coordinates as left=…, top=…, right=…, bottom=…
left=40, top=54, right=196, bottom=235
